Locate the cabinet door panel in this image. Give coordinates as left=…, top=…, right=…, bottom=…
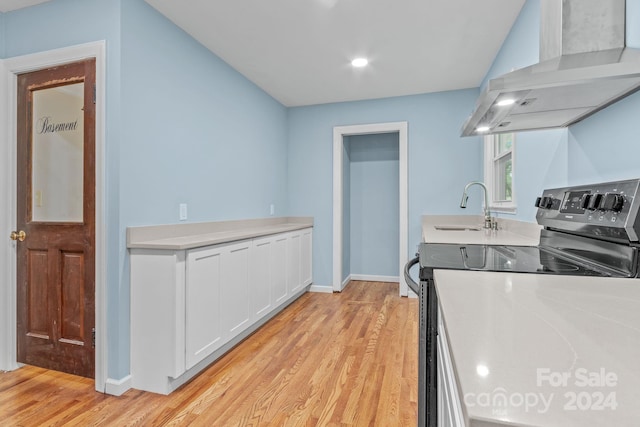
left=301, top=229, right=313, bottom=286
left=287, top=233, right=302, bottom=294
left=272, top=236, right=288, bottom=305
left=251, top=238, right=272, bottom=320
left=221, top=241, right=252, bottom=338
left=186, top=247, right=223, bottom=370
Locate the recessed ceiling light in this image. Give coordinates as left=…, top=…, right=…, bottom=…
left=351, top=58, right=368, bottom=68
left=476, top=126, right=491, bottom=133
left=476, top=364, right=490, bottom=377
left=496, top=99, right=516, bottom=107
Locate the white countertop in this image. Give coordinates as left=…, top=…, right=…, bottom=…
left=422, top=215, right=540, bottom=246
left=127, top=217, right=313, bottom=250
left=434, top=270, right=640, bottom=427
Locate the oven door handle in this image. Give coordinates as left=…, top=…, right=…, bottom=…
left=404, top=256, right=420, bottom=295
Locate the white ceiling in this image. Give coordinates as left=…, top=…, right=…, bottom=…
left=144, top=0, right=525, bottom=107
left=0, top=0, right=526, bottom=107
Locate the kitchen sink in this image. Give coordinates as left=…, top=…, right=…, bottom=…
left=434, top=225, right=482, bottom=231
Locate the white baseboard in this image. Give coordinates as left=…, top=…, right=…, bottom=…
left=105, top=375, right=132, bottom=396
left=350, top=274, right=399, bottom=283
left=341, top=275, right=351, bottom=290
left=309, top=285, right=333, bottom=293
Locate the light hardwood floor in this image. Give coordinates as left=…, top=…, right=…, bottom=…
left=0, top=281, right=418, bottom=426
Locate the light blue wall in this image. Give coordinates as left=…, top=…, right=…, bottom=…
left=4, top=0, right=288, bottom=380
left=349, top=133, right=399, bottom=277
left=567, top=91, right=640, bottom=184
left=120, top=0, right=288, bottom=227
left=288, top=90, right=483, bottom=286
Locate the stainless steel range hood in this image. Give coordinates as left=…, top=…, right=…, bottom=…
left=461, top=0, right=640, bottom=137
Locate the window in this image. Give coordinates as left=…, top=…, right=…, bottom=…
left=484, top=133, right=516, bottom=213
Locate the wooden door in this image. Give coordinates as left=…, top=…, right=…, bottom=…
left=15, top=59, right=96, bottom=378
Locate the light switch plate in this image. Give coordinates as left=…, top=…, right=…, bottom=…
left=179, top=203, right=188, bottom=221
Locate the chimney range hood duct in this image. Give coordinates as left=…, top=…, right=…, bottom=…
left=461, top=0, right=640, bottom=137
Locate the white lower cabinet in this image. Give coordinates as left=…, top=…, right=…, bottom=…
left=271, top=234, right=288, bottom=305
left=286, top=228, right=313, bottom=293
left=185, top=240, right=252, bottom=370
left=301, top=228, right=313, bottom=286
left=131, top=227, right=313, bottom=394
left=437, top=309, right=465, bottom=427
left=250, top=237, right=274, bottom=321
left=287, top=232, right=302, bottom=294
left=185, top=245, right=224, bottom=370
left=219, top=241, right=252, bottom=339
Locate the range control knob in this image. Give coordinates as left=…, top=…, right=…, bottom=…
left=535, top=197, right=542, bottom=208
left=538, top=197, right=549, bottom=209
left=579, top=194, right=592, bottom=209
left=602, top=193, right=624, bottom=212
left=587, top=193, right=603, bottom=210
left=543, top=197, right=554, bottom=209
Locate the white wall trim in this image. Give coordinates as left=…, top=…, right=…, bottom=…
left=0, top=41, right=107, bottom=393
left=308, top=285, right=334, bottom=293
left=0, top=58, right=14, bottom=372
left=332, top=122, right=409, bottom=296
left=105, top=375, right=132, bottom=397
left=350, top=274, right=400, bottom=283
left=341, top=274, right=352, bottom=291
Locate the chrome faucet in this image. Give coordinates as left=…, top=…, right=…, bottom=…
left=460, top=181, right=495, bottom=229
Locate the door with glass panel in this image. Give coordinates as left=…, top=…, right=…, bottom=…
left=14, top=59, right=95, bottom=378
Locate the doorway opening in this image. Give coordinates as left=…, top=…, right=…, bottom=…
left=332, top=122, right=408, bottom=296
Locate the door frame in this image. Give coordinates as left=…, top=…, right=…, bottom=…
left=332, top=122, right=409, bottom=296
left=0, top=41, right=107, bottom=392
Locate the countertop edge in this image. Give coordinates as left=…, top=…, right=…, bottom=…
left=127, top=217, right=313, bottom=250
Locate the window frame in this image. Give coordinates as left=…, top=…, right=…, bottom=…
left=483, top=133, right=517, bottom=213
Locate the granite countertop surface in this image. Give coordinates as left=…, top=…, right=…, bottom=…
left=422, top=215, right=540, bottom=246
left=434, top=269, right=640, bottom=427
left=127, top=217, right=313, bottom=250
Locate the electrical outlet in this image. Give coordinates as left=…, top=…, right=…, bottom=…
left=179, top=203, right=188, bottom=221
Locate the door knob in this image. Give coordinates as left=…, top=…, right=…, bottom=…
left=10, top=230, right=26, bottom=242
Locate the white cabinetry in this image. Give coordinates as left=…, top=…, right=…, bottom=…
left=287, top=232, right=302, bottom=294
left=185, top=245, right=223, bottom=370
left=185, top=240, right=252, bottom=370
left=437, top=309, right=465, bottom=427
left=219, top=241, right=252, bottom=339
left=131, top=227, right=313, bottom=395
left=301, top=228, right=313, bottom=286
left=250, top=237, right=274, bottom=320
left=271, top=234, right=288, bottom=305
left=286, top=228, right=313, bottom=294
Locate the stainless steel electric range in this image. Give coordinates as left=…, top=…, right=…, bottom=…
left=405, top=178, right=640, bottom=427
